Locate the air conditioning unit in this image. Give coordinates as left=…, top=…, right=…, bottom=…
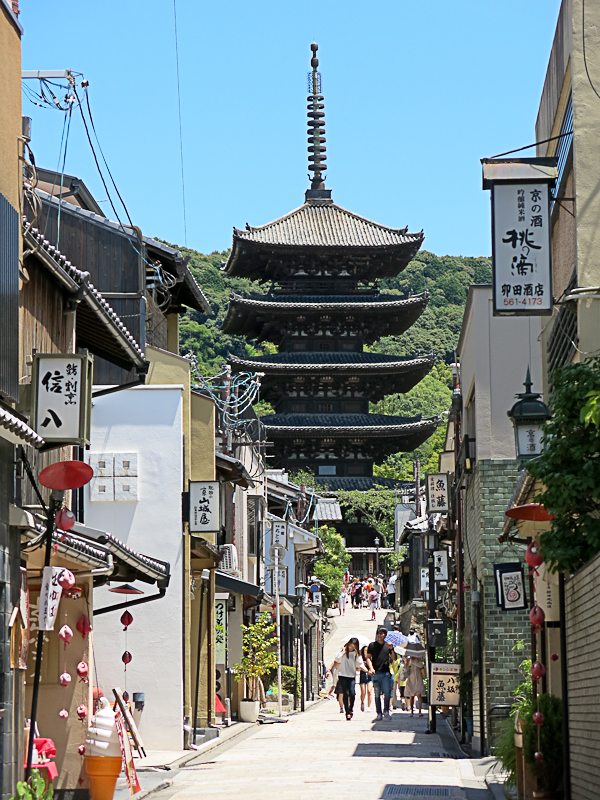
left=220, top=544, right=239, bottom=573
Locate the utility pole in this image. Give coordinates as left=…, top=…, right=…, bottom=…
left=427, top=549, right=437, bottom=734
left=274, top=542, right=283, bottom=719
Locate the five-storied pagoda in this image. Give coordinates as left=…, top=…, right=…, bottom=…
left=223, top=44, right=437, bottom=555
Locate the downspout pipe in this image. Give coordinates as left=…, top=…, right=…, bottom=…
left=94, top=587, right=167, bottom=616
left=76, top=553, right=114, bottom=579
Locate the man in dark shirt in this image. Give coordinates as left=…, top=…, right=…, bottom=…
left=366, top=626, right=396, bottom=720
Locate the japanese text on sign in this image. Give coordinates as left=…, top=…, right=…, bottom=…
left=215, top=598, right=227, bottom=663
left=272, top=521, right=287, bottom=550
left=35, top=357, right=84, bottom=440
left=189, top=481, right=220, bottom=533
left=426, top=473, right=449, bottom=514
left=429, top=663, right=460, bottom=706
left=492, top=184, right=552, bottom=315
left=39, top=566, right=64, bottom=630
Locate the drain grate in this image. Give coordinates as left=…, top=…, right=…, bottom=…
left=382, top=788, right=451, bottom=798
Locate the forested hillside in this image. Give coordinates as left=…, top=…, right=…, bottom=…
left=176, top=247, right=492, bottom=479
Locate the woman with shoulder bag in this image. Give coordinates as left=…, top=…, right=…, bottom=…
left=326, top=638, right=366, bottom=720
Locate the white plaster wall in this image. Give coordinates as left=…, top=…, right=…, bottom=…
left=86, top=385, right=184, bottom=751
left=459, top=288, right=543, bottom=461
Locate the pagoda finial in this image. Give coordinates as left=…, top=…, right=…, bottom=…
left=306, top=43, right=332, bottom=202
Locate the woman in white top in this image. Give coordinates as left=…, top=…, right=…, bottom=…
left=338, top=587, right=348, bottom=615
left=326, top=638, right=366, bottom=719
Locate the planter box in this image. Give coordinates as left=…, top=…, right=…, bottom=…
left=239, top=700, right=260, bottom=723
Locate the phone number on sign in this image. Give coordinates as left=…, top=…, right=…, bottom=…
left=503, top=297, right=544, bottom=306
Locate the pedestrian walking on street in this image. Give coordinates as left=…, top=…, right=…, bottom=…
left=366, top=626, right=396, bottom=720
left=359, top=644, right=373, bottom=712
left=338, top=586, right=348, bottom=615
left=386, top=574, right=396, bottom=610
left=368, top=589, right=378, bottom=620
left=403, top=657, right=425, bottom=717
left=327, top=638, right=366, bottom=720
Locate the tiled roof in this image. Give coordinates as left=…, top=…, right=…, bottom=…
left=226, top=292, right=429, bottom=311
left=261, top=412, right=438, bottom=435
left=315, top=476, right=415, bottom=491
left=23, top=221, right=146, bottom=370
left=314, top=499, right=343, bottom=521
left=0, top=406, right=45, bottom=449
left=33, top=190, right=211, bottom=314
left=232, top=201, right=423, bottom=249
left=229, top=352, right=434, bottom=372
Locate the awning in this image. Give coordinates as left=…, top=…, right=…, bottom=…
left=259, top=595, right=295, bottom=616
left=314, top=499, right=342, bottom=522
left=215, top=569, right=260, bottom=597
left=216, top=452, right=255, bottom=489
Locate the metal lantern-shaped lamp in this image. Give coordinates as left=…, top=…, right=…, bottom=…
left=422, top=527, right=439, bottom=552
left=507, top=368, right=551, bottom=462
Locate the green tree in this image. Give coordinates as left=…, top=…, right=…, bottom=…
left=528, top=357, right=600, bottom=573
left=313, top=525, right=350, bottom=605
left=336, top=486, right=398, bottom=546
left=233, top=615, right=279, bottom=701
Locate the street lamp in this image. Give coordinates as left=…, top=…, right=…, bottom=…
left=374, top=536, right=380, bottom=576
left=507, top=367, right=551, bottom=464
left=295, top=582, right=308, bottom=712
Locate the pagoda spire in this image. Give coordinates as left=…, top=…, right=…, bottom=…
left=306, top=43, right=332, bottom=201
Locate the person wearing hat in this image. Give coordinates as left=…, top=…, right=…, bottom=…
left=403, top=656, right=425, bottom=717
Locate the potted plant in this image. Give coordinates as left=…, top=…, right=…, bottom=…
left=233, top=614, right=278, bottom=723
left=522, top=693, right=563, bottom=799
left=11, top=770, right=54, bottom=800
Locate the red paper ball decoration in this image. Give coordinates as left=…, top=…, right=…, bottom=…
left=76, top=661, right=89, bottom=681
left=533, top=711, right=545, bottom=726
left=526, top=541, right=544, bottom=568
left=59, top=625, right=73, bottom=650
left=551, top=653, right=559, bottom=662
left=76, top=614, right=92, bottom=638
left=534, top=751, right=544, bottom=763
left=78, top=745, right=85, bottom=756
left=59, top=672, right=72, bottom=687
left=120, top=610, right=133, bottom=631
left=59, top=709, right=69, bottom=719
left=121, top=651, right=132, bottom=668
left=77, top=704, right=88, bottom=720
left=55, top=507, right=76, bottom=531
left=58, top=569, right=75, bottom=590
left=529, top=605, right=546, bottom=627
left=531, top=661, right=546, bottom=681
left=123, top=691, right=129, bottom=702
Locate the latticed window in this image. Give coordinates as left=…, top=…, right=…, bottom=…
left=548, top=271, right=578, bottom=379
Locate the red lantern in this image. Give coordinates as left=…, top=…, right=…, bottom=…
left=76, top=614, right=91, bottom=638
left=78, top=745, right=85, bottom=756
left=123, top=690, right=129, bottom=702
left=59, top=625, right=73, bottom=650
left=55, top=508, right=76, bottom=531
left=551, top=653, right=559, bottom=662
left=531, top=661, right=546, bottom=681
left=122, top=651, right=132, bottom=669
left=534, top=751, right=544, bottom=763
left=77, top=704, right=88, bottom=720
left=59, top=672, right=71, bottom=687
left=529, top=605, right=546, bottom=627
left=526, top=541, right=544, bottom=568
left=533, top=711, right=544, bottom=726
left=58, top=569, right=75, bottom=590
left=76, top=661, right=89, bottom=681
left=120, top=610, right=133, bottom=631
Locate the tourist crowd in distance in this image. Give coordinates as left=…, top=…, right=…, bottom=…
left=337, top=574, right=397, bottom=617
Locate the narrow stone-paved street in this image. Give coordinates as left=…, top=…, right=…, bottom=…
left=151, top=608, right=496, bottom=800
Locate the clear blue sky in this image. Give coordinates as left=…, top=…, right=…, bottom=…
left=21, top=1, right=561, bottom=259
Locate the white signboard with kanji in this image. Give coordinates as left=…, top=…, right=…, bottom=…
left=268, top=566, right=287, bottom=596
left=189, top=481, right=220, bottom=533
left=39, top=566, right=64, bottom=630
left=33, top=353, right=92, bottom=445
left=429, top=663, right=460, bottom=706
left=426, top=473, right=449, bottom=514
left=312, top=591, right=322, bottom=606
left=492, top=183, right=552, bottom=315
left=434, top=550, right=448, bottom=581
left=420, top=568, right=429, bottom=592
left=272, top=520, right=287, bottom=550
left=215, top=596, right=228, bottom=663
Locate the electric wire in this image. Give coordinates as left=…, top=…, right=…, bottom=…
left=172, top=0, right=188, bottom=246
